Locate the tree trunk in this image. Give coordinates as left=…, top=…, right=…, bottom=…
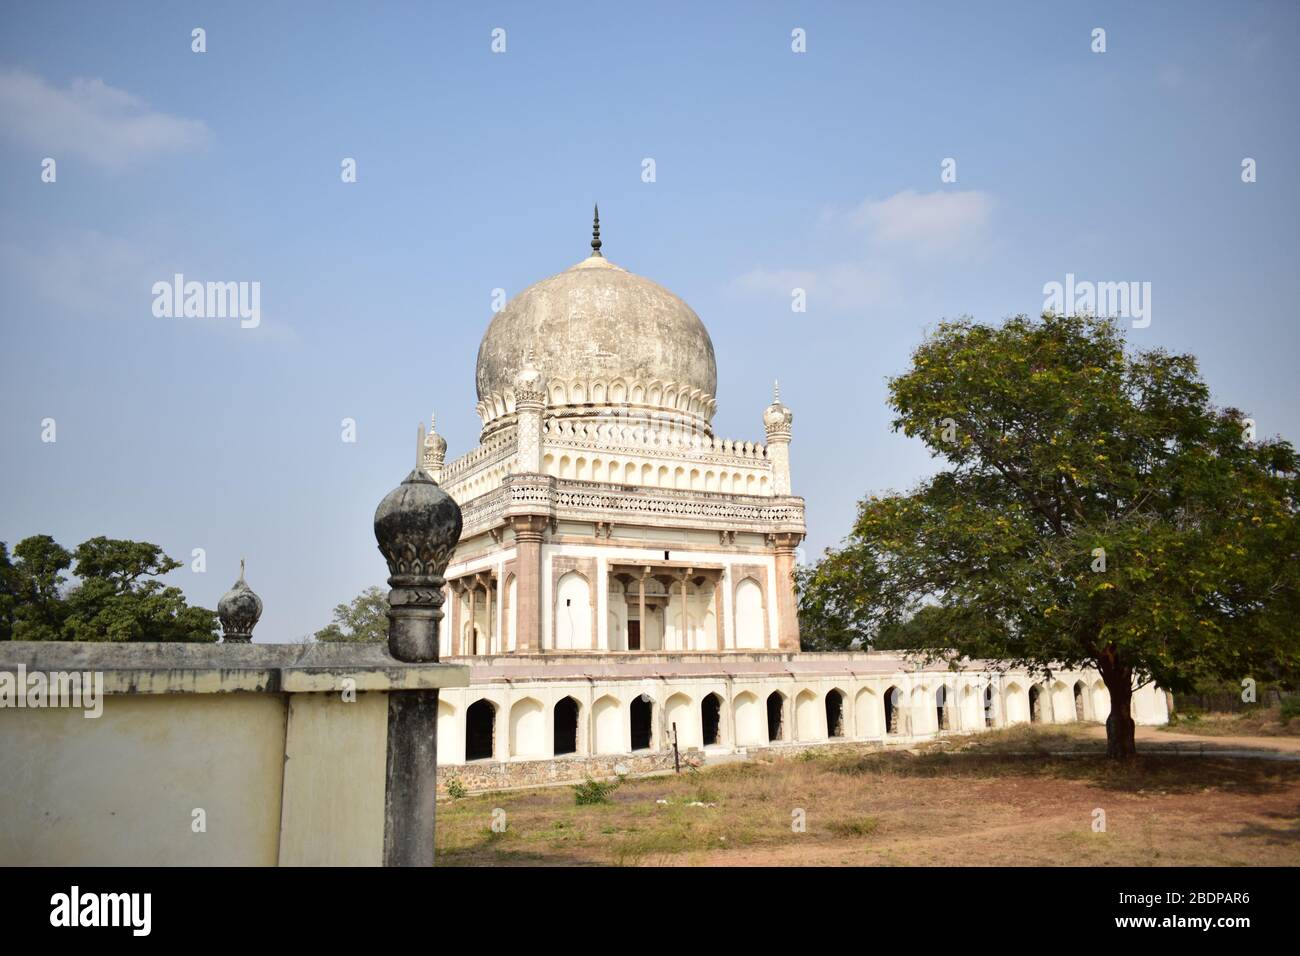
left=1099, top=661, right=1137, bottom=759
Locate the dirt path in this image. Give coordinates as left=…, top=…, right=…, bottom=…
left=1083, top=725, right=1300, bottom=754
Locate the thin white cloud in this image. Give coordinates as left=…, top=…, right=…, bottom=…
left=729, top=189, right=995, bottom=311
left=850, top=189, right=994, bottom=255
left=0, top=69, right=209, bottom=168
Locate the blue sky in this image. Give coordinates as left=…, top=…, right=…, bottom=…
left=1, top=1, right=1297, bottom=641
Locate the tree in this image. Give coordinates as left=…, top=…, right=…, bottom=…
left=7, top=535, right=73, bottom=641
left=797, top=313, right=1300, bottom=758
left=2, top=535, right=217, bottom=642
left=314, top=586, right=389, bottom=643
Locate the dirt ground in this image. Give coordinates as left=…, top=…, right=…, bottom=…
left=435, top=724, right=1300, bottom=867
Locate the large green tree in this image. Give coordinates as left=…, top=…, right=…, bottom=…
left=797, top=313, right=1300, bottom=758
left=314, top=586, right=388, bottom=643
left=1, top=535, right=217, bottom=642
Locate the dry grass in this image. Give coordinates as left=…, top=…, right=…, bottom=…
left=434, top=724, right=1300, bottom=867
left=1162, top=704, right=1300, bottom=738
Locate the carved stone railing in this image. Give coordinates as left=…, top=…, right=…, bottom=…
left=542, top=418, right=768, bottom=464
left=442, top=427, right=518, bottom=487
left=458, top=474, right=806, bottom=539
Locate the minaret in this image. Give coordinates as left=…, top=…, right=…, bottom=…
left=422, top=412, right=448, bottom=482
left=513, top=349, right=546, bottom=474
left=763, top=380, right=794, bottom=496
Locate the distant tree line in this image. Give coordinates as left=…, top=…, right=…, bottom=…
left=313, top=585, right=388, bottom=643
left=0, top=535, right=217, bottom=642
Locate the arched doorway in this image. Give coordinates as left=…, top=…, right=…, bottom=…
left=701, top=693, right=723, bottom=747
left=935, top=685, right=950, bottom=731
left=883, top=685, right=902, bottom=735
left=630, top=695, right=653, bottom=751
left=1029, top=684, right=1043, bottom=723
left=1074, top=681, right=1087, bottom=721
left=554, top=697, right=579, bottom=755
left=825, top=689, right=846, bottom=738
left=465, top=699, right=496, bottom=761
left=984, top=684, right=995, bottom=727
left=766, top=691, right=786, bottom=742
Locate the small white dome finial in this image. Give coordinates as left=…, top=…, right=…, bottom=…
left=773, top=379, right=781, bottom=404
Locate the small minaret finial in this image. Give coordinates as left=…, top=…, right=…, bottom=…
left=591, top=203, right=602, bottom=257
left=773, top=379, right=781, bottom=403
left=239, top=557, right=245, bottom=582
left=416, top=422, right=426, bottom=470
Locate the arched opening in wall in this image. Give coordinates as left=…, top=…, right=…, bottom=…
left=766, top=691, right=785, bottom=742
left=935, top=685, right=950, bottom=731
left=795, top=689, right=820, bottom=741
left=701, top=693, right=722, bottom=747
left=465, top=699, right=496, bottom=761
left=509, top=697, right=545, bottom=758
left=1091, top=680, right=1110, bottom=723
left=554, top=697, right=580, bottom=756
left=665, top=693, right=694, bottom=750
left=854, top=688, right=879, bottom=737
left=825, top=690, right=845, bottom=738
left=1028, top=684, right=1043, bottom=723
left=733, top=691, right=762, bottom=746
left=984, top=685, right=995, bottom=727
left=1004, top=682, right=1026, bottom=724
left=630, top=695, right=653, bottom=751
left=883, top=685, right=902, bottom=735
left=1074, top=681, right=1086, bottom=721
left=592, top=695, right=621, bottom=754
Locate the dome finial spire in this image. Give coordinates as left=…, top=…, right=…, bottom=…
left=590, top=203, right=602, bottom=257
left=773, top=379, right=781, bottom=403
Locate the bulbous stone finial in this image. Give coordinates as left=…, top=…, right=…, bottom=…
left=764, top=380, right=793, bottom=439
left=591, top=204, right=602, bottom=257
left=422, top=412, right=448, bottom=479
left=373, top=428, right=463, bottom=662
left=218, top=558, right=263, bottom=643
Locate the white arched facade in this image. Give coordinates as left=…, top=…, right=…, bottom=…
left=433, top=665, right=1169, bottom=785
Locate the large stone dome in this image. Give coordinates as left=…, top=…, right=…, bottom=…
left=475, top=253, right=719, bottom=436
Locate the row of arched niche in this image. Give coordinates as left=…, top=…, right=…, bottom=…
left=437, top=678, right=1115, bottom=763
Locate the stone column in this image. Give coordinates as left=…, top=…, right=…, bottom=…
left=679, top=571, right=691, bottom=652
left=595, top=557, right=607, bottom=651
left=447, top=581, right=460, bottom=657
left=511, top=515, right=546, bottom=653
left=637, top=570, right=647, bottom=652
left=713, top=574, right=725, bottom=651
left=373, top=431, right=463, bottom=866
left=484, top=573, right=494, bottom=655
left=772, top=533, right=803, bottom=652
left=467, top=584, right=478, bottom=656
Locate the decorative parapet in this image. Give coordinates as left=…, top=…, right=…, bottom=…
left=476, top=375, right=719, bottom=433
left=458, top=473, right=806, bottom=539
left=543, top=417, right=768, bottom=464
left=442, top=426, right=519, bottom=487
